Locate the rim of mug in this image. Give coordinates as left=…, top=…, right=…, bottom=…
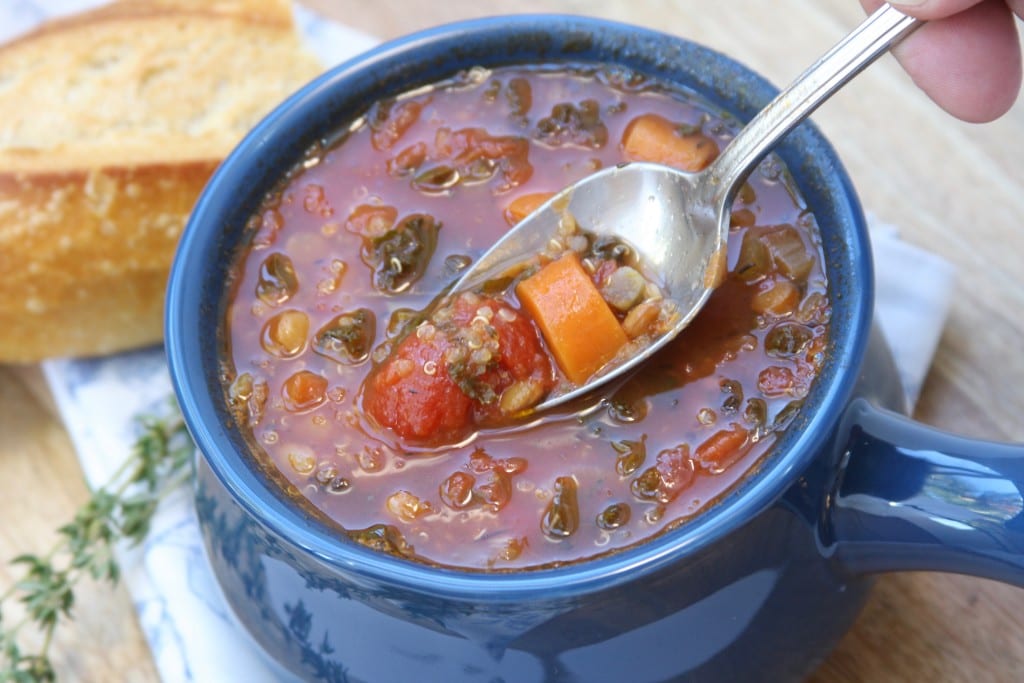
left=166, top=14, right=872, bottom=602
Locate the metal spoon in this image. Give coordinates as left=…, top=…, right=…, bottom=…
left=451, top=4, right=921, bottom=412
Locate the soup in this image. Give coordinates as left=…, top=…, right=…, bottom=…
left=364, top=219, right=678, bottom=446
left=222, top=64, right=829, bottom=570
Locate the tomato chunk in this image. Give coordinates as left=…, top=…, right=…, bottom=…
left=364, top=293, right=554, bottom=445
left=631, top=444, right=696, bottom=504
left=362, top=326, right=473, bottom=444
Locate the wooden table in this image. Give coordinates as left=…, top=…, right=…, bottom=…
left=2, top=1, right=1023, bottom=681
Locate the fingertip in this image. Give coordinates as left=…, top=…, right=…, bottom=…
left=885, top=0, right=991, bottom=21
left=891, top=1, right=1022, bottom=122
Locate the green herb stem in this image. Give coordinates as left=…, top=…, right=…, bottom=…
left=0, top=402, right=193, bottom=683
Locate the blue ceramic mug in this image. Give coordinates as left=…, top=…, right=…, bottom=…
left=165, top=15, right=1024, bottom=683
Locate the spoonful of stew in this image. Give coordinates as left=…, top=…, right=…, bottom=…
left=365, top=5, right=920, bottom=443
left=457, top=6, right=919, bottom=396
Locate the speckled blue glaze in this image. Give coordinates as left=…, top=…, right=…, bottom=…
left=166, top=15, right=1024, bottom=683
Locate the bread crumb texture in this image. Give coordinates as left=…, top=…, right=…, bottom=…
left=0, top=0, right=322, bottom=362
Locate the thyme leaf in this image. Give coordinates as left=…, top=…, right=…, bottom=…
left=0, top=401, right=192, bottom=682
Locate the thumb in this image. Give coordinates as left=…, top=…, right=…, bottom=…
left=881, top=0, right=990, bottom=20
left=860, top=0, right=1022, bottom=122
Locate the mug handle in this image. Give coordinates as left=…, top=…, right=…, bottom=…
left=828, top=397, right=1024, bottom=585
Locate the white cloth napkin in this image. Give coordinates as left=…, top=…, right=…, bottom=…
left=8, top=2, right=377, bottom=681
left=7, top=2, right=955, bottom=681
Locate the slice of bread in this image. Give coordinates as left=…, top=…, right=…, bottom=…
left=0, top=0, right=323, bottom=362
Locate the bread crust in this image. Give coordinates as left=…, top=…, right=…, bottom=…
left=5, top=2, right=295, bottom=47
left=0, top=160, right=218, bottom=361
left=0, top=0, right=321, bottom=362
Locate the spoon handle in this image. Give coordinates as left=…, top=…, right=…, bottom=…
left=707, top=4, right=921, bottom=195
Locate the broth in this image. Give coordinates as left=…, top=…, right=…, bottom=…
left=223, top=64, right=830, bottom=570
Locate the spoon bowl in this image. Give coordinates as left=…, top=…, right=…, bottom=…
left=450, top=161, right=719, bottom=403
left=450, top=3, right=921, bottom=412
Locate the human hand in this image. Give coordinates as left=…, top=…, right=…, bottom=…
left=860, top=0, right=1022, bottom=121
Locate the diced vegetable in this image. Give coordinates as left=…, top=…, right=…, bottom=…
left=607, top=381, right=650, bottom=424
left=386, top=308, right=418, bottom=338
left=364, top=213, right=440, bottom=294
left=535, top=99, right=608, bottom=148
left=443, top=254, right=473, bottom=278
left=369, top=99, right=424, bottom=151
left=440, top=449, right=522, bottom=512
left=760, top=225, right=814, bottom=281
left=504, top=191, right=554, bottom=224
left=516, top=252, right=628, bottom=384
left=736, top=224, right=815, bottom=284
left=697, top=407, right=717, bottom=425
left=591, top=235, right=635, bottom=264
left=621, top=113, right=718, bottom=172
left=313, top=308, right=376, bottom=364
left=252, top=207, right=283, bottom=247
left=744, top=398, right=769, bottom=436
left=694, top=424, right=750, bottom=472
left=255, top=253, right=298, bottom=305
left=315, top=259, right=347, bottom=296
left=737, top=182, right=757, bottom=205
left=631, top=445, right=695, bottom=504
left=752, top=277, right=800, bottom=316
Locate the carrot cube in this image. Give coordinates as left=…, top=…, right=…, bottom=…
left=621, top=113, right=718, bottom=172
left=516, top=252, right=628, bottom=384
left=504, top=191, right=555, bottom=225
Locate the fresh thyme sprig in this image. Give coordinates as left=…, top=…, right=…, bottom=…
left=0, top=403, right=193, bottom=683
